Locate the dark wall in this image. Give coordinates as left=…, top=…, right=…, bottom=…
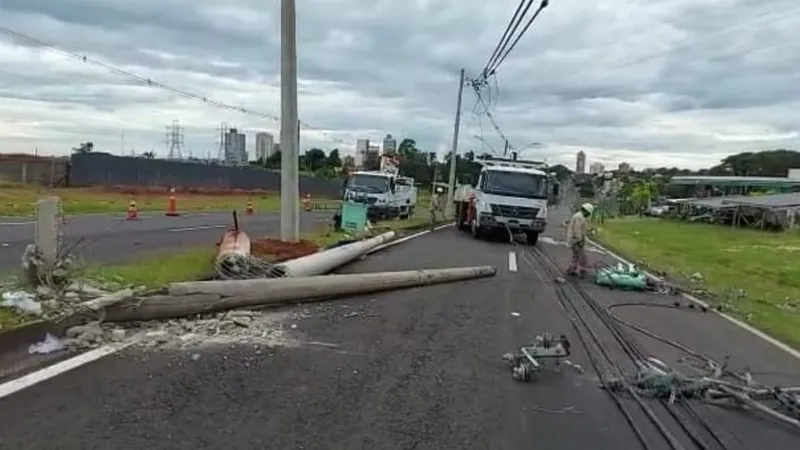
left=69, top=153, right=342, bottom=197
left=0, top=156, right=69, bottom=186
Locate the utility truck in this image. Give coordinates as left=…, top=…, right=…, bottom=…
left=453, top=157, right=550, bottom=244
left=342, top=155, right=417, bottom=220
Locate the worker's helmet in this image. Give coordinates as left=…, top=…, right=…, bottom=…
left=581, top=203, right=594, bottom=215
left=435, top=187, right=444, bottom=193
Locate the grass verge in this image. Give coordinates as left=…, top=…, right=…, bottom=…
left=86, top=214, right=446, bottom=289
left=595, top=217, right=800, bottom=348
left=0, top=186, right=295, bottom=216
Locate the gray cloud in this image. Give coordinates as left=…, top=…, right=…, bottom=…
left=0, top=0, right=799, bottom=169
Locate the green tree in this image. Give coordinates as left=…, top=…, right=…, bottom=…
left=303, top=148, right=327, bottom=172
left=72, top=142, right=94, bottom=153
left=325, top=148, right=342, bottom=168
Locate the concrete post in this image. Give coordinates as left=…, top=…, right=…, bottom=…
left=445, top=68, right=465, bottom=219
left=280, top=0, right=300, bottom=242
left=35, top=196, right=61, bottom=267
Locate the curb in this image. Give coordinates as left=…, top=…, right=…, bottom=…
left=588, top=236, right=800, bottom=361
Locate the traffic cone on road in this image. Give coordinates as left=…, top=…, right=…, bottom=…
left=246, top=200, right=254, bottom=216
left=126, top=200, right=139, bottom=220
left=165, top=188, right=180, bottom=217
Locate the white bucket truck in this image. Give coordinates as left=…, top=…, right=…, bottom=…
left=343, top=155, right=417, bottom=220
left=453, top=157, right=550, bottom=244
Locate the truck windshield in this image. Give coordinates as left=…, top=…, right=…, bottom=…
left=483, top=171, right=548, bottom=199
left=347, top=174, right=390, bottom=194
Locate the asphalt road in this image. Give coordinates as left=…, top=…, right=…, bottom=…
left=0, top=211, right=333, bottom=272
left=1, top=207, right=799, bottom=449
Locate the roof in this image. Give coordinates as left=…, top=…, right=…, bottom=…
left=482, top=165, right=547, bottom=176
left=670, top=175, right=800, bottom=187
left=685, top=193, right=800, bottom=209
left=723, top=192, right=800, bottom=208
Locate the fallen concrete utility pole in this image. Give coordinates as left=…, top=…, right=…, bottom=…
left=274, top=231, right=396, bottom=277
left=215, top=229, right=253, bottom=276
left=100, top=266, right=496, bottom=322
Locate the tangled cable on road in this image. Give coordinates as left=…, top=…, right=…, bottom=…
left=501, top=221, right=800, bottom=448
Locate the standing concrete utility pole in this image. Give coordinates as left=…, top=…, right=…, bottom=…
left=445, top=68, right=465, bottom=219
left=280, top=0, right=300, bottom=241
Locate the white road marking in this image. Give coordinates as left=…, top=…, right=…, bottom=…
left=367, top=222, right=454, bottom=254
left=508, top=251, right=518, bottom=272
left=0, top=221, right=35, bottom=226
left=0, top=343, right=131, bottom=400
left=0, top=221, right=456, bottom=399
left=588, top=237, right=800, bottom=361
left=168, top=224, right=229, bottom=232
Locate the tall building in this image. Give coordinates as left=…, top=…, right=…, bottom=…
left=224, top=128, right=247, bottom=166
left=255, top=132, right=274, bottom=161
left=355, top=139, right=370, bottom=167
left=365, top=144, right=381, bottom=170
left=589, top=162, right=605, bottom=175
left=576, top=151, right=586, bottom=174
left=382, top=134, right=397, bottom=155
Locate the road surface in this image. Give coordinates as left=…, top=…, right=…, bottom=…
left=1, top=207, right=799, bottom=449
left=0, top=211, right=333, bottom=272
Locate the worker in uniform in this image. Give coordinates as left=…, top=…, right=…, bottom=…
left=430, top=186, right=444, bottom=225
left=566, top=203, right=594, bottom=276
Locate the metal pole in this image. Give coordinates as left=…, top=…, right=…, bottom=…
left=445, top=68, right=465, bottom=219
left=280, top=0, right=300, bottom=241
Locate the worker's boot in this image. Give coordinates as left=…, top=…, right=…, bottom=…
left=565, top=266, right=578, bottom=276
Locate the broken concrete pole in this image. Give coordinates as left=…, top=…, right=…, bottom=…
left=35, top=196, right=61, bottom=267
left=275, top=231, right=396, bottom=277
left=103, top=266, right=497, bottom=322
left=214, top=229, right=253, bottom=276
left=79, top=288, right=135, bottom=312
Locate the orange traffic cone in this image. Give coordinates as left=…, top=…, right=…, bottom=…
left=246, top=200, right=254, bottom=216
left=126, top=200, right=139, bottom=220
left=165, top=188, right=180, bottom=217
left=302, top=194, right=312, bottom=212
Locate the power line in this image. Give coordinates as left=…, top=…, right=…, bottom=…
left=481, top=0, right=533, bottom=78
left=486, top=0, right=549, bottom=76
left=0, top=25, right=353, bottom=147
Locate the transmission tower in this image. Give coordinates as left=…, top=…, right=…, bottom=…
left=165, top=119, right=185, bottom=160
left=216, top=122, right=229, bottom=162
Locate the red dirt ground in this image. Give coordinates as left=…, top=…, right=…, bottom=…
left=251, top=238, right=320, bottom=261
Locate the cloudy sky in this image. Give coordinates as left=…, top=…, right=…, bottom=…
left=0, top=0, right=798, bottom=170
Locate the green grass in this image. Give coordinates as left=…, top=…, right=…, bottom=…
left=0, top=186, right=326, bottom=217
left=596, top=217, right=800, bottom=348
left=88, top=212, right=444, bottom=288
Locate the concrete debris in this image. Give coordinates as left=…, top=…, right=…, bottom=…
left=62, top=310, right=294, bottom=351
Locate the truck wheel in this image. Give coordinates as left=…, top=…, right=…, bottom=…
left=526, top=232, right=539, bottom=245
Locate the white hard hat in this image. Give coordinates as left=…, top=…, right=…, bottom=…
left=436, top=187, right=443, bottom=193
left=581, top=203, right=594, bottom=214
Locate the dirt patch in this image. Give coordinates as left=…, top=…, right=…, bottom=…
left=251, top=238, right=320, bottom=262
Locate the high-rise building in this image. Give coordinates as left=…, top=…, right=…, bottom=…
left=355, top=139, right=370, bottom=167
left=255, top=132, right=274, bottom=161
left=365, top=144, right=381, bottom=170
left=224, top=128, right=247, bottom=166
left=589, top=162, right=605, bottom=175
left=576, top=151, right=586, bottom=174
left=382, top=134, right=397, bottom=155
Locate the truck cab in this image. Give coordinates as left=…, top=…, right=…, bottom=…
left=457, top=158, right=550, bottom=244
left=343, top=156, right=417, bottom=220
